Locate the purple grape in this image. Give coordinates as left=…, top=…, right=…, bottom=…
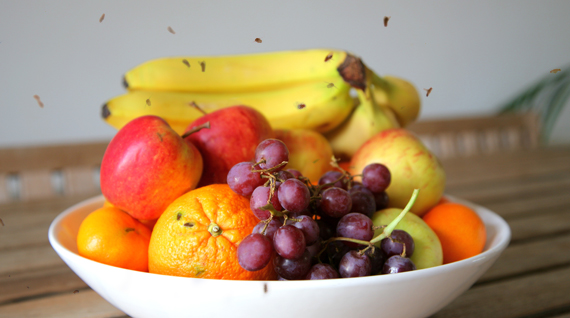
left=348, top=182, right=373, bottom=196
left=277, top=179, right=310, bottom=213
left=336, top=213, right=374, bottom=248
left=362, top=247, right=387, bottom=275
left=320, top=187, right=352, bottom=218
left=255, top=139, right=289, bottom=170
left=286, top=169, right=303, bottom=179
left=382, top=255, right=416, bottom=274
left=275, top=170, right=295, bottom=182
left=306, top=263, right=339, bottom=280
left=227, top=161, right=264, bottom=197
left=326, top=240, right=351, bottom=267
left=339, top=250, right=372, bottom=278
left=289, top=209, right=312, bottom=218
left=252, top=218, right=281, bottom=245
left=273, top=225, right=306, bottom=260
left=318, top=213, right=340, bottom=229
left=316, top=219, right=334, bottom=240
left=250, top=186, right=282, bottom=220
left=381, top=229, right=415, bottom=258
left=237, top=233, right=273, bottom=271
left=362, top=163, right=391, bottom=193
left=318, top=170, right=346, bottom=190
left=292, top=215, right=320, bottom=245
left=273, top=249, right=312, bottom=280
left=306, top=238, right=322, bottom=262
left=374, top=191, right=389, bottom=210
left=350, top=190, right=377, bottom=218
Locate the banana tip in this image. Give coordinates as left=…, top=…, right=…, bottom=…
left=101, top=104, right=111, bottom=119
left=122, top=76, right=128, bottom=89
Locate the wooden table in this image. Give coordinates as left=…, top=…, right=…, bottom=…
left=1, top=146, right=569, bottom=318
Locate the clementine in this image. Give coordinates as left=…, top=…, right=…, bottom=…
left=103, top=200, right=156, bottom=230
left=77, top=206, right=152, bottom=272
left=148, top=184, right=276, bottom=280
left=422, top=202, right=487, bottom=264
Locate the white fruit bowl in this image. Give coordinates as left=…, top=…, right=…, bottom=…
left=49, top=194, right=510, bottom=318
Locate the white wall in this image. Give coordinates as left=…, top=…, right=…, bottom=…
left=1, top=0, right=569, bottom=148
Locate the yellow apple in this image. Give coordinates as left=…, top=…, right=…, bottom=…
left=274, top=129, right=334, bottom=183
left=349, top=128, right=445, bottom=217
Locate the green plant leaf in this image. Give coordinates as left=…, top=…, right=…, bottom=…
left=498, top=66, right=570, bottom=142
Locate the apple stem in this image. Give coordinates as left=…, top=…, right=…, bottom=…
left=370, top=188, right=420, bottom=244
left=180, top=121, right=210, bottom=139
left=189, top=101, right=208, bottom=115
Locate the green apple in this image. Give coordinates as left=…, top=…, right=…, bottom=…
left=372, top=207, right=443, bottom=270
left=349, top=128, right=446, bottom=217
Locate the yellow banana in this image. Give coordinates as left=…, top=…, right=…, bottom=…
left=371, top=73, right=421, bottom=127
left=123, top=49, right=354, bottom=93
left=103, top=77, right=355, bottom=135
left=324, top=69, right=400, bottom=160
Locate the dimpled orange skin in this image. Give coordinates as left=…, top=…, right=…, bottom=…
left=148, top=184, right=277, bottom=280
left=77, top=206, right=152, bottom=272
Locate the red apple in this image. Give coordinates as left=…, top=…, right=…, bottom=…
left=100, top=115, right=203, bottom=221
left=183, top=105, right=274, bottom=187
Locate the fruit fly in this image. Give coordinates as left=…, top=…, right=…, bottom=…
left=384, top=16, right=391, bottom=27
left=424, top=87, right=433, bottom=97
left=146, top=98, right=151, bottom=106
left=168, top=26, right=176, bottom=34
left=99, top=13, right=105, bottom=23
left=551, top=68, right=562, bottom=74
left=200, top=61, right=206, bottom=72
left=326, top=82, right=336, bottom=89
left=73, top=290, right=79, bottom=294
left=325, top=53, right=333, bottom=62
left=297, top=103, right=306, bottom=109
left=255, top=38, right=262, bottom=43
left=33, top=95, right=44, bottom=108
left=182, top=59, right=190, bottom=68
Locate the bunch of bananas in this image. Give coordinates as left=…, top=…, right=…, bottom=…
left=102, top=49, right=420, bottom=158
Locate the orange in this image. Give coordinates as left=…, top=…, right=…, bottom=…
left=148, top=184, right=276, bottom=280
left=77, top=206, right=152, bottom=272
left=103, top=199, right=114, bottom=208
left=422, top=202, right=487, bottom=264
left=103, top=199, right=156, bottom=230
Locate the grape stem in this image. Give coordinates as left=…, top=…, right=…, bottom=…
left=251, top=161, right=288, bottom=173
left=324, top=236, right=373, bottom=247
left=370, top=189, right=419, bottom=244
left=315, top=188, right=419, bottom=263
left=260, top=202, right=285, bottom=217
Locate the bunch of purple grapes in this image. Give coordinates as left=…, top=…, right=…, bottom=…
left=228, top=138, right=417, bottom=280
